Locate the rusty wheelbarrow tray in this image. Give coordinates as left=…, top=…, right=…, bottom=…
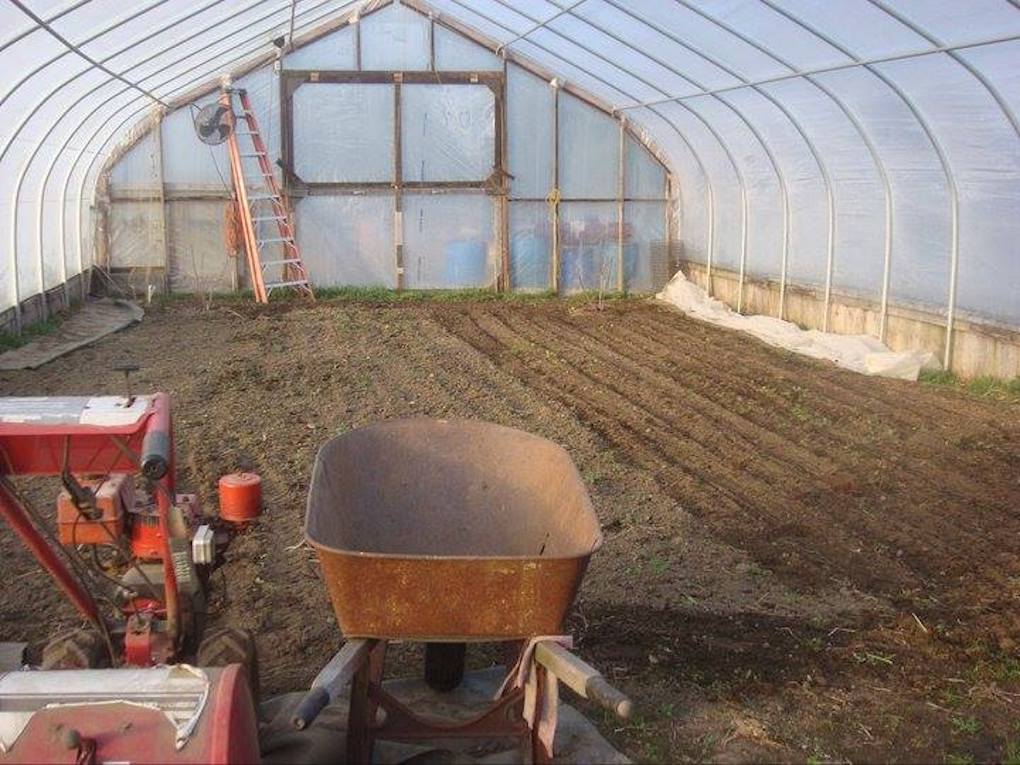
left=305, top=418, right=603, bottom=641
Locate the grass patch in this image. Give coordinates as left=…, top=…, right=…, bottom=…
left=1003, top=739, right=1020, bottom=765
left=919, top=369, right=1020, bottom=402
left=0, top=314, right=66, bottom=352
left=950, top=716, right=981, bottom=736
left=313, top=286, right=564, bottom=303
left=158, top=286, right=648, bottom=307
left=919, top=369, right=958, bottom=387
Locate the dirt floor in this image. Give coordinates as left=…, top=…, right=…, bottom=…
left=1, top=295, right=1018, bottom=763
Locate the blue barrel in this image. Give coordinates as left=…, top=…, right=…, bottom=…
left=444, top=240, right=489, bottom=287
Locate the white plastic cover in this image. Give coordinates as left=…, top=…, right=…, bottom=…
left=657, top=270, right=938, bottom=381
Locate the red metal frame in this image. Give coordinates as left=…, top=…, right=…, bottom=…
left=0, top=393, right=180, bottom=649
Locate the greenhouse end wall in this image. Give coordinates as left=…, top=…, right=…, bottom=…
left=100, top=2, right=672, bottom=302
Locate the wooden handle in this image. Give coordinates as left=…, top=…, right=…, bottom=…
left=534, top=641, right=633, bottom=720
left=586, top=675, right=633, bottom=719
left=292, top=639, right=374, bottom=730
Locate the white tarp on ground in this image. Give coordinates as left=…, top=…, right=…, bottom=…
left=656, top=271, right=938, bottom=381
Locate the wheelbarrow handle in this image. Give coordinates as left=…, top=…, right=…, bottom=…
left=292, top=688, right=330, bottom=731
left=586, top=675, right=633, bottom=720
left=534, top=641, right=633, bottom=720
left=292, top=639, right=375, bottom=730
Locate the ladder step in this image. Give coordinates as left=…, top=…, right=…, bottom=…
left=248, top=193, right=280, bottom=201
left=240, top=152, right=266, bottom=158
left=252, top=215, right=286, bottom=222
left=258, top=237, right=294, bottom=245
left=265, top=280, right=309, bottom=289
left=261, top=259, right=303, bottom=268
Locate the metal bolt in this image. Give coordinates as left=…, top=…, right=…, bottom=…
left=61, top=727, right=81, bottom=750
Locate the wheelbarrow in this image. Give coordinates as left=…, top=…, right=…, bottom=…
left=297, top=418, right=632, bottom=762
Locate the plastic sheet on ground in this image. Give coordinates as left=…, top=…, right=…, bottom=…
left=656, top=271, right=938, bottom=381
left=0, top=299, right=143, bottom=370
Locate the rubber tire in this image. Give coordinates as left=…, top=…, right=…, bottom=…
left=197, top=626, right=260, bottom=699
left=41, top=628, right=109, bottom=669
left=424, top=642, right=466, bottom=692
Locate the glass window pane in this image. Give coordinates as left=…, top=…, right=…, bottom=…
left=401, top=84, right=495, bottom=182
left=403, top=194, right=494, bottom=288
left=293, top=83, right=394, bottom=182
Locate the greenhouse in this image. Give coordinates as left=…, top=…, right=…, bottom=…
left=0, top=1, right=1017, bottom=763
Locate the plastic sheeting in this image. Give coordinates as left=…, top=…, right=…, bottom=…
left=403, top=193, right=494, bottom=289
left=293, top=83, right=395, bottom=182
left=510, top=201, right=552, bottom=290
left=296, top=195, right=396, bottom=288
left=109, top=201, right=162, bottom=269
left=624, top=201, right=669, bottom=292
left=166, top=200, right=238, bottom=293
left=624, top=134, right=666, bottom=200
left=507, top=65, right=554, bottom=199
left=657, top=270, right=938, bottom=381
left=558, top=93, right=619, bottom=199
left=360, top=2, right=430, bottom=71
left=401, top=84, right=495, bottom=182
left=284, top=23, right=357, bottom=70
left=433, top=24, right=502, bottom=71
left=559, top=201, right=617, bottom=294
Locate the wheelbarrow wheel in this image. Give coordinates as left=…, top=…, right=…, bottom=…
left=198, top=627, right=260, bottom=699
left=424, top=642, right=466, bottom=692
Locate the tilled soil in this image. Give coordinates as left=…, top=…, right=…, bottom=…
left=0, top=297, right=1017, bottom=763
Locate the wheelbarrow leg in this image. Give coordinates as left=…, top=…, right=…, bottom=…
left=530, top=664, right=554, bottom=765
left=347, top=641, right=386, bottom=764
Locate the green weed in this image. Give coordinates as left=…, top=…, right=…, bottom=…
left=1003, top=739, right=1020, bottom=765
left=649, top=557, right=669, bottom=576
left=919, top=370, right=1020, bottom=402
left=951, top=716, right=981, bottom=736
left=920, top=369, right=958, bottom=387
left=0, top=314, right=66, bottom=352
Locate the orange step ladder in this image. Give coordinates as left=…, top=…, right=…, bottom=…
left=220, top=86, right=313, bottom=303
